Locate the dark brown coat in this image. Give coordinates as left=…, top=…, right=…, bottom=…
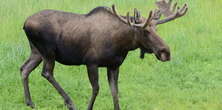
left=20, top=3, right=187, bottom=110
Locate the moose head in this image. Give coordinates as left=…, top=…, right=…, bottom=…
left=139, top=0, right=188, bottom=59
left=111, top=1, right=188, bottom=61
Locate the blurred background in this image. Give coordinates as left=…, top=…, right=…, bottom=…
left=0, top=0, right=222, bottom=110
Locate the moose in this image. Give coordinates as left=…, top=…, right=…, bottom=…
left=20, top=0, right=188, bottom=110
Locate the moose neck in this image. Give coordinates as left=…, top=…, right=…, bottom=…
left=119, top=26, right=141, bottom=52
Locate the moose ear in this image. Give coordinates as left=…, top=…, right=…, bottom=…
left=134, top=8, right=141, bottom=23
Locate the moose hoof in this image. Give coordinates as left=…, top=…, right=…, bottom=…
left=67, top=105, right=76, bottom=110
left=26, top=101, right=35, bottom=108
left=68, top=108, right=76, bottom=110
left=64, top=101, right=76, bottom=110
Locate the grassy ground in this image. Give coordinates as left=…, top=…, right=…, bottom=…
left=0, top=0, right=222, bottom=110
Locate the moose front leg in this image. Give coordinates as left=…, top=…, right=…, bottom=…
left=86, top=64, right=99, bottom=110
left=41, top=58, right=76, bottom=110
left=107, top=67, right=120, bottom=110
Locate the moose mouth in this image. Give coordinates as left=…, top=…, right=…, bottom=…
left=155, top=51, right=170, bottom=62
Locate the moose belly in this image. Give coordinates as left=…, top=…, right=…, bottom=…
left=55, top=47, right=85, bottom=65
left=97, top=57, right=125, bottom=67
left=95, top=53, right=128, bottom=67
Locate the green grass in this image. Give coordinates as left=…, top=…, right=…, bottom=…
left=0, top=0, right=222, bottom=110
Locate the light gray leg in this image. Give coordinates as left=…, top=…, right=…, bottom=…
left=107, top=67, right=120, bottom=110
left=86, top=65, right=99, bottom=110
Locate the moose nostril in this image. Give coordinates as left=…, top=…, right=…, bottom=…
left=158, top=49, right=170, bottom=61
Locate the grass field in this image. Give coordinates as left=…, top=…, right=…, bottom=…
left=1, top=0, right=222, bottom=110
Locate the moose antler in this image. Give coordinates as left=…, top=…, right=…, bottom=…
left=133, top=8, right=141, bottom=23
left=152, top=9, right=162, bottom=20
left=111, top=5, right=132, bottom=26
left=154, top=0, right=188, bottom=25
left=155, top=0, right=177, bottom=17
left=111, top=4, right=154, bottom=28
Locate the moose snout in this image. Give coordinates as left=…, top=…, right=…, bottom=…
left=160, top=52, right=170, bottom=62
left=155, top=49, right=171, bottom=62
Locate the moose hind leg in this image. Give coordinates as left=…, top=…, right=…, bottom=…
left=20, top=53, right=42, bottom=108
left=41, top=58, right=76, bottom=110
left=107, top=67, right=120, bottom=110
left=86, top=65, right=99, bottom=110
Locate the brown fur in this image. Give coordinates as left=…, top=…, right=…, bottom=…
left=21, top=7, right=170, bottom=110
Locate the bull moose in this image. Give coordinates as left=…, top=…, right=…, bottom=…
left=20, top=0, right=188, bottom=110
